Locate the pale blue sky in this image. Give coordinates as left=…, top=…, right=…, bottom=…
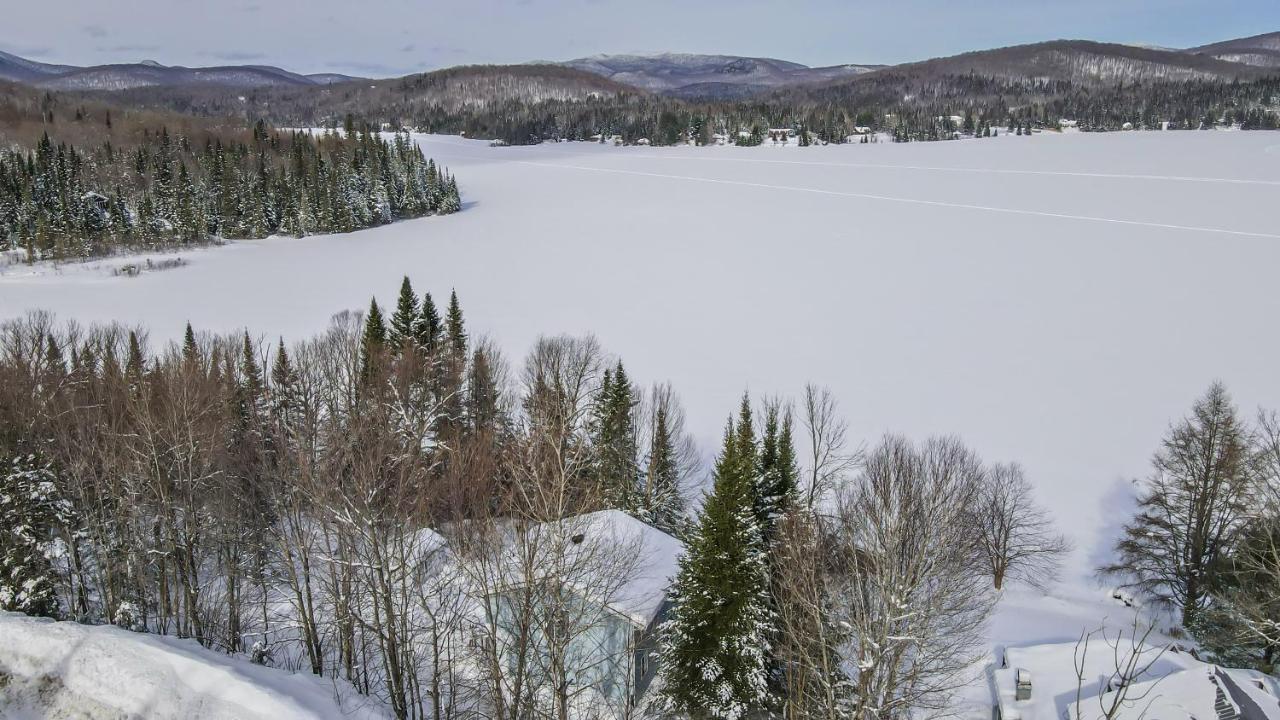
left=2, top=0, right=1276, bottom=77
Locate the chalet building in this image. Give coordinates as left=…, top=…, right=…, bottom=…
left=488, top=510, right=683, bottom=717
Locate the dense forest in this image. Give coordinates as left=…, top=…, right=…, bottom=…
left=0, top=119, right=461, bottom=261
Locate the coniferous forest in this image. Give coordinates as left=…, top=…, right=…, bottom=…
left=0, top=122, right=461, bottom=262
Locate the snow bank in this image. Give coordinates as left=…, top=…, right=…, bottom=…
left=0, top=612, right=387, bottom=720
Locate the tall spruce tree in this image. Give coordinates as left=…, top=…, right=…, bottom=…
left=758, top=405, right=799, bottom=548
left=592, top=361, right=640, bottom=509
left=182, top=322, right=198, bottom=365
left=417, top=291, right=441, bottom=352
left=359, top=297, right=388, bottom=383
left=644, top=405, right=685, bottom=535
left=445, top=290, right=466, bottom=358
left=388, top=276, right=420, bottom=351
left=661, top=398, right=772, bottom=720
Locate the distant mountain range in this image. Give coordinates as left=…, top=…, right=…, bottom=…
left=874, top=39, right=1274, bottom=84
left=0, top=50, right=361, bottom=90
left=1187, top=31, right=1280, bottom=68
left=559, top=53, right=882, bottom=98
left=0, top=31, right=1276, bottom=110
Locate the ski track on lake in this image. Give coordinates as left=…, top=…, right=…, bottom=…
left=622, top=153, right=1280, bottom=186
left=504, top=157, right=1280, bottom=240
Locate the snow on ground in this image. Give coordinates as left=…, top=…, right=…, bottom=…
left=0, top=612, right=387, bottom=719
left=3, top=130, right=1280, bottom=585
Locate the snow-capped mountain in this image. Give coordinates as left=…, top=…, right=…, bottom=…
left=560, top=52, right=881, bottom=97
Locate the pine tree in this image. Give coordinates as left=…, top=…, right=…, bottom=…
left=757, top=405, right=799, bottom=548
left=466, top=345, right=502, bottom=434
left=239, top=333, right=265, bottom=412
left=360, top=297, right=387, bottom=383
left=388, top=276, right=420, bottom=351
left=125, top=330, right=145, bottom=393
left=182, top=322, right=198, bottom=365
left=269, top=338, right=299, bottom=434
left=644, top=406, right=685, bottom=535
left=445, top=290, right=466, bottom=358
left=661, top=401, right=772, bottom=720
left=417, top=291, right=441, bottom=352
left=0, top=454, right=74, bottom=619
left=591, top=361, right=640, bottom=509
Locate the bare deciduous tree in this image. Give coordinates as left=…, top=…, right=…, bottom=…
left=973, top=463, right=1072, bottom=590
left=1071, top=615, right=1170, bottom=720
left=828, top=435, right=995, bottom=719
left=800, top=384, right=858, bottom=511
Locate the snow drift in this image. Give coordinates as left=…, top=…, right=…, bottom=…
left=0, top=612, right=386, bottom=719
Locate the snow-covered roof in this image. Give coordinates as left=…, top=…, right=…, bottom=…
left=538, top=510, right=683, bottom=628
left=994, top=640, right=1280, bottom=720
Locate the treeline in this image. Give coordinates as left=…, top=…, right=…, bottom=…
left=1101, top=383, right=1280, bottom=671
left=376, top=73, right=1280, bottom=145
left=0, top=122, right=461, bottom=261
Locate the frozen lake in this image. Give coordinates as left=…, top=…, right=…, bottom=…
left=4, top=130, right=1280, bottom=576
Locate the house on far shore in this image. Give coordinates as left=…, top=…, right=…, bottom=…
left=768, top=128, right=794, bottom=143
left=993, top=641, right=1280, bottom=720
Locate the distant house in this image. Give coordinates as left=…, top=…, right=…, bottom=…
left=1058, top=119, right=1079, bottom=128
left=768, top=128, right=794, bottom=143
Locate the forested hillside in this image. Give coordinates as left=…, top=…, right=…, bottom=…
left=0, top=121, right=460, bottom=262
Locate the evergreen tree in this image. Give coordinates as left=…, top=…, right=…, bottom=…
left=466, top=345, right=502, bottom=434
left=417, top=291, right=441, bottom=352
left=757, top=405, right=799, bottom=547
left=125, top=330, right=145, bottom=392
left=0, top=453, right=74, bottom=619
left=661, top=401, right=772, bottom=720
left=182, top=322, right=198, bottom=365
left=445, top=290, right=466, bottom=359
left=644, top=405, right=685, bottom=535
left=360, top=297, right=387, bottom=382
left=591, top=361, right=639, bottom=508
left=388, top=276, right=420, bottom=351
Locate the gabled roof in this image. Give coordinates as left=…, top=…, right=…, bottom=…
left=539, top=510, right=683, bottom=627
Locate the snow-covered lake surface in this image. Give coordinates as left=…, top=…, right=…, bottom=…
left=4, top=131, right=1280, bottom=583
